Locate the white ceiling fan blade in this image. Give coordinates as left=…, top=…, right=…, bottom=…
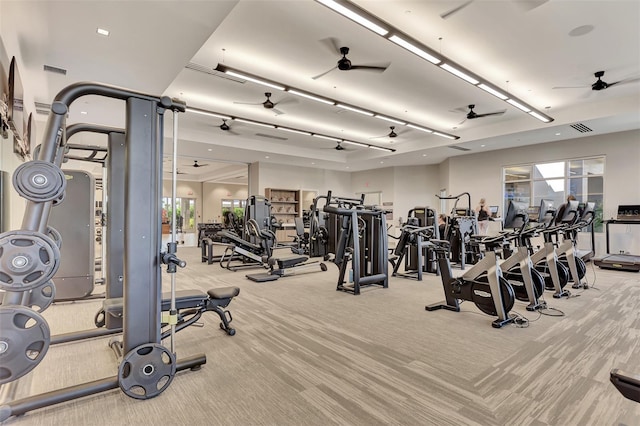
left=272, top=108, right=286, bottom=116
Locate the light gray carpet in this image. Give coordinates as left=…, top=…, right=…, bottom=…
left=2, top=246, right=639, bottom=425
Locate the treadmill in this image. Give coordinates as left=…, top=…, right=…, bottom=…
left=594, top=205, right=640, bottom=272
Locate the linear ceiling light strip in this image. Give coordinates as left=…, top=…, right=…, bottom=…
left=186, top=107, right=396, bottom=152
left=214, top=63, right=458, bottom=139
left=315, top=0, right=554, bottom=123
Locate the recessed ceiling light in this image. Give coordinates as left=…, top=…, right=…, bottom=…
left=555, top=133, right=561, bottom=136
left=380, top=161, right=384, bottom=164
left=207, top=148, right=213, bottom=152
left=422, top=154, right=427, bottom=157
left=311, top=162, right=315, bottom=165
left=480, top=144, right=486, bottom=147
left=265, top=156, right=269, bottom=159
left=96, top=28, right=110, bottom=36
left=346, top=166, right=350, bottom=169
left=80, top=111, right=87, bottom=115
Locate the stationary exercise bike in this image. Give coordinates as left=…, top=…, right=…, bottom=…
left=426, top=240, right=516, bottom=328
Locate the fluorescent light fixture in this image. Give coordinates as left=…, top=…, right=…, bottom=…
left=375, top=115, right=406, bottom=125
left=278, top=127, right=312, bottom=136
left=316, top=0, right=388, bottom=36
left=478, top=83, right=508, bottom=100
left=433, top=131, right=457, bottom=140
left=287, top=89, right=335, bottom=105
left=388, top=35, right=440, bottom=64
left=96, top=28, right=110, bottom=36
left=313, top=134, right=341, bottom=142
left=235, top=118, right=275, bottom=128
left=369, top=145, right=389, bottom=151
left=341, top=140, right=363, bottom=146
left=336, top=104, right=374, bottom=116
left=528, top=111, right=551, bottom=122
left=506, top=99, right=531, bottom=112
left=407, top=124, right=433, bottom=133
left=440, top=63, right=479, bottom=85
left=224, top=70, right=285, bottom=91
left=186, top=108, right=231, bottom=120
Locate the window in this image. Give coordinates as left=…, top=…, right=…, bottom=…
left=222, top=199, right=246, bottom=220
left=503, top=157, right=605, bottom=231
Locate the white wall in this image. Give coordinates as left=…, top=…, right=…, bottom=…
left=258, top=162, right=351, bottom=199
left=202, top=182, right=248, bottom=223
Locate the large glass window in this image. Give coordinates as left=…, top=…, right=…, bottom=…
left=503, top=157, right=605, bottom=231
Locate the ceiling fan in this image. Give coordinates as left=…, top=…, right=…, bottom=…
left=233, top=92, right=295, bottom=115
left=458, top=104, right=506, bottom=125
left=370, top=126, right=401, bottom=139
left=186, top=160, right=209, bottom=168
left=219, top=119, right=240, bottom=135
left=441, top=0, right=548, bottom=19
left=312, top=38, right=390, bottom=80
left=553, top=71, right=640, bottom=91
left=322, top=141, right=353, bottom=151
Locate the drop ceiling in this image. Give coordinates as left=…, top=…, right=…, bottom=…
left=2, top=0, right=639, bottom=181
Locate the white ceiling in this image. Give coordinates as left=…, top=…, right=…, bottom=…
left=2, top=0, right=639, bottom=183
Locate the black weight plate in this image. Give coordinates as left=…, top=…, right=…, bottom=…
left=470, top=276, right=516, bottom=317
left=0, top=305, right=51, bottom=385
left=47, top=226, right=62, bottom=249
left=118, top=343, right=176, bottom=400
left=0, top=231, right=61, bottom=291
left=12, top=161, right=66, bottom=202
left=25, top=280, right=56, bottom=313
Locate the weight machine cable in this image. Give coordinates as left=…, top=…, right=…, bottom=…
left=169, top=110, right=178, bottom=354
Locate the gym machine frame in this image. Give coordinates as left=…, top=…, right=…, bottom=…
left=0, top=82, right=205, bottom=421
left=323, top=192, right=389, bottom=295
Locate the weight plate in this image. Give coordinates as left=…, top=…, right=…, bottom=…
left=0, top=231, right=61, bottom=291
left=47, top=226, right=63, bottom=249
left=0, top=305, right=51, bottom=385
left=25, top=280, right=56, bottom=313
left=12, top=161, right=66, bottom=203
left=118, top=343, right=176, bottom=400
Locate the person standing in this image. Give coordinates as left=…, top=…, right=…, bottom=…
left=475, top=198, right=491, bottom=234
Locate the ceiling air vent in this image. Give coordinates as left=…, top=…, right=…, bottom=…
left=448, top=145, right=471, bottom=152
left=43, top=64, right=67, bottom=75
left=570, top=123, right=593, bottom=133
left=185, top=62, right=245, bottom=84
left=35, top=102, right=51, bottom=115
left=255, top=133, right=287, bottom=141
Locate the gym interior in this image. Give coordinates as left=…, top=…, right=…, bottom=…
left=1, top=1, right=639, bottom=425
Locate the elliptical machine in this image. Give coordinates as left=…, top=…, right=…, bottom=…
left=436, top=192, right=477, bottom=269
left=426, top=240, right=516, bottom=328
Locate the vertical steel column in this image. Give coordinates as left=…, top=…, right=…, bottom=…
left=123, top=97, right=162, bottom=353
left=105, top=131, right=126, bottom=329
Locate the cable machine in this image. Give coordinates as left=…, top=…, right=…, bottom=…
left=0, top=82, right=206, bottom=421
left=322, top=192, right=389, bottom=295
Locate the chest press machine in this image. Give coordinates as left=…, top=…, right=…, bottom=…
left=0, top=82, right=238, bottom=421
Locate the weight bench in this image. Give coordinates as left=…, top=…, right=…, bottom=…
left=100, top=286, right=240, bottom=336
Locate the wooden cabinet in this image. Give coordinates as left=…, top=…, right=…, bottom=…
left=265, top=188, right=300, bottom=241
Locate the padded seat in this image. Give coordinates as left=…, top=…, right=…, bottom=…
left=208, top=286, right=240, bottom=300
left=217, top=230, right=262, bottom=253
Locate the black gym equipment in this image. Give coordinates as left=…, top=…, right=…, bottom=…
left=0, top=82, right=217, bottom=421
left=611, top=369, right=640, bottom=403
left=246, top=256, right=327, bottom=282
left=308, top=194, right=331, bottom=258
left=594, top=205, right=640, bottom=272
left=323, top=192, right=389, bottom=295
left=426, top=240, right=517, bottom=328
left=436, top=192, right=477, bottom=269
left=389, top=207, right=439, bottom=281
